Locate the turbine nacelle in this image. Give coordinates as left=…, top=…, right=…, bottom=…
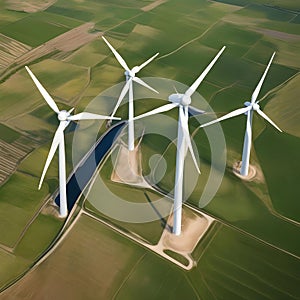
left=252, top=103, right=260, bottom=111
left=58, top=110, right=70, bottom=121
left=244, top=101, right=260, bottom=111
left=169, top=93, right=191, bottom=106
left=124, top=69, right=136, bottom=78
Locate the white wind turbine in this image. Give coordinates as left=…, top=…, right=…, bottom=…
left=201, top=52, right=282, bottom=176
left=25, top=66, right=120, bottom=217
left=134, top=46, right=226, bottom=235
left=102, top=36, right=159, bottom=151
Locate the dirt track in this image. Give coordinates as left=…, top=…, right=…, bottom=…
left=141, top=0, right=168, bottom=12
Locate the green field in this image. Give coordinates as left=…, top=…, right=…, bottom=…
left=0, top=0, right=299, bottom=297
left=0, top=12, right=79, bottom=47
left=0, top=123, right=20, bottom=143
left=0, top=171, right=49, bottom=247
left=264, top=73, right=300, bottom=137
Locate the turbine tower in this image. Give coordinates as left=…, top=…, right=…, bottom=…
left=102, top=36, right=159, bottom=151
left=25, top=66, right=120, bottom=217
left=201, top=52, right=282, bottom=176
left=134, top=46, right=226, bottom=235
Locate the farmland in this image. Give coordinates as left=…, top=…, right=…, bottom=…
left=1, top=214, right=299, bottom=299
left=0, top=0, right=299, bottom=298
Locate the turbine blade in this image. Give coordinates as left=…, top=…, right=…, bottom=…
left=58, top=138, right=67, bottom=217
left=102, top=36, right=129, bottom=71
left=201, top=106, right=251, bottom=128
left=240, top=112, right=252, bottom=176
left=25, top=66, right=59, bottom=114
left=68, top=112, right=121, bottom=121
left=111, top=79, right=131, bottom=118
left=180, top=106, right=200, bottom=173
left=185, top=46, right=226, bottom=97
left=38, top=122, right=66, bottom=189
left=133, top=77, right=158, bottom=94
left=135, top=53, right=159, bottom=73
left=188, top=105, right=205, bottom=117
left=133, top=103, right=179, bottom=121
left=251, top=52, right=275, bottom=103
left=256, top=108, right=282, bottom=132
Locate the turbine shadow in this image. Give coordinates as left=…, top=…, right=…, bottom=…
left=143, top=192, right=172, bottom=232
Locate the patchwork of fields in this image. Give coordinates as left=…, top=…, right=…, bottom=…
left=0, top=0, right=299, bottom=298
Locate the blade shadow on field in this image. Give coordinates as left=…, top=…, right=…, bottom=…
left=143, top=192, right=172, bottom=232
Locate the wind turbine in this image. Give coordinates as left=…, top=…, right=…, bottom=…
left=102, top=36, right=159, bottom=151
left=134, top=46, right=226, bottom=235
left=25, top=66, right=120, bottom=217
left=201, top=52, right=282, bottom=176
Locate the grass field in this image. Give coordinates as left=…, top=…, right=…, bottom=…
left=0, top=123, right=20, bottom=143
left=0, top=172, right=48, bottom=247
left=14, top=214, right=63, bottom=261
left=0, top=249, right=30, bottom=290
left=0, top=15, right=68, bottom=47
left=255, top=128, right=300, bottom=221
left=22, top=59, right=89, bottom=102
left=264, top=73, right=300, bottom=137
left=0, top=0, right=299, bottom=296
left=65, top=40, right=107, bottom=67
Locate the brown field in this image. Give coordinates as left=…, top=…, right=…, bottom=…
left=254, top=28, right=300, bottom=42
left=0, top=34, right=31, bottom=71
left=5, top=0, right=56, bottom=13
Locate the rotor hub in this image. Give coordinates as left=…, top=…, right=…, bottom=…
left=125, top=69, right=135, bottom=78
left=244, top=101, right=259, bottom=111
left=252, top=102, right=260, bottom=111
left=58, top=110, right=70, bottom=121
left=169, top=93, right=191, bottom=106
left=181, top=94, right=191, bottom=106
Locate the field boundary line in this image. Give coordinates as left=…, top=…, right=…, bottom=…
left=112, top=253, right=147, bottom=299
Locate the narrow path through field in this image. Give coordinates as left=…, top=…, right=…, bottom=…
left=141, top=0, right=168, bottom=12
left=157, top=21, right=220, bottom=61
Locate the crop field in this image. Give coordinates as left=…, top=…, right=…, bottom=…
left=0, top=15, right=67, bottom=47
left=0, top=0, right=299, bottom=297
left=0, top=33, right=31, bottom=70
left=0, top=123, right=20, bottom=143
left=0, top=11, right=82, bottom=47
left=1, top=214, right=299, bottom=299
left=65, top=40, right=108, bottom=67
left=4, top=0, right=56, bottom=13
